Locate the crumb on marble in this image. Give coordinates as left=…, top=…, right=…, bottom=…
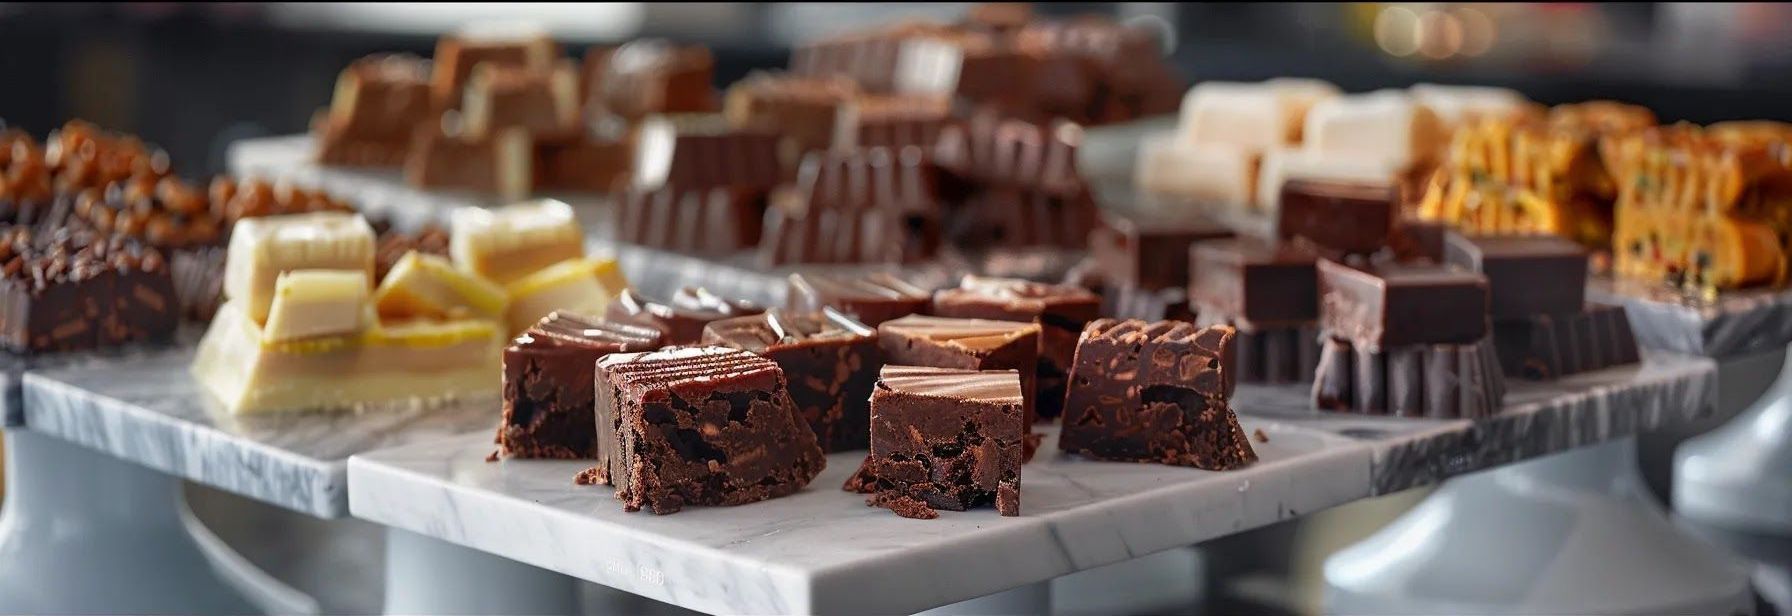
left=869, top=491, right=938, bottom=520
left=1253, top=429, right=1269, bottom=443
left=574, top=465, right=610, bottom=486
left=485, top=450, right=500, bottom=463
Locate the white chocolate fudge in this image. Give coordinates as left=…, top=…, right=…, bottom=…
left=223, top=212, right=375, bottom=324
left=1254, top=147, right=1402, bottom=212
left=375, top=251, right=508, bottom=321
left=502, top=257, right=623, bottom=334
left=263, top=270, right=372, bottom=343
left=1409, top=83, right=1530, bottom=129
left=1302, top=90, right=1448, bottom=172
left=1136, top=135, right=1258, bottom=207
left=1178, top=79, right=1340, bottom=150
left=449, top=199, right=584, bottom=285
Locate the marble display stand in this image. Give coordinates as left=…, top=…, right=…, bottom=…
left=1676, top=346, right=1792, bottom=534
left=347, top=354, right=1712, bottom=615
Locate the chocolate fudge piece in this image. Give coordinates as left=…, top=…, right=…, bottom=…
left=1058, top=319, right=1256, bottom=470
left=430, top=29, right=559, bottom=111
left=702, top=309, right=880, bottom=452
left=591, top=347, right=825, bottom=514
left=758, top=146, right=943, bottom=266
left=499, top=312, right=664, bottom=459
left=631, top=114, right=783, bottom=191
left=1189, top=238, right=1320, bottom=329
left=787, top=272, right=931, bottom=326
left=1090, top=209, right=1232, bottom=291
left=1278, top=179, right=1397, bottom=256
left=1311, top=336, right=1506, bottom=418
left=723, top=73, right=859, bottom=155
left=605, top=288, right=762, bottom=344
left=1317, top=259, right=1489, bottom=350
left=877, top=314, right=1040, bottom=423
left=1492, top=303, right=1640, bottom=380
left=0, top=229, right=178, bottom=353
left=931, top=275, right=1099, bottom=420
left=1443, top=232, right=1589, bottom=319
left=591, top=40, right=718, bottom=121
left=613, top=184, right=762, bottom=254
left=868, top=366, right=1024, bottom=517
left=315, top=54, right=432, bottom=168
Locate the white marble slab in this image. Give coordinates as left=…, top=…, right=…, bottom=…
left=19, top=339, right=499, bottom=518
left=345, top=353, right=1714, bottom=615
left=1589, top=276, right=1792, bottom=359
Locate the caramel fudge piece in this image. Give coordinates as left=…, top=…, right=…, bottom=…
left=786, top=272, right=931, bottom=326
left=500, top=312, right=663, bottom=459
left=876, top=314, right=1040, bottom=423
left=931, top=276, right=1099, bottom=420
left=591, top=347, right=826, bottom=514
left=703, top=309, right=880, bottom=452
left=867, top=366, right=1025, bottom=518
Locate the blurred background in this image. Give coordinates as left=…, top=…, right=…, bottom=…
left=5, top=3, right=1792, bottom=178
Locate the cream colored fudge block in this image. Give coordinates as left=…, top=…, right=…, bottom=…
left=1136, top=135, right=1257, bottom=207
left=449, top=199, right=584, bottom=285
left=1302, top=90, right=1448, bottom=171
left=1409, top=83, right=1529, bottom=129
left=223, top=212, right=376, bottom=324
left=1254, top=147, right=1402, bottom=212
left=503, top=257, right=620, bottom=333
left=375, top=251, right=509, bottom=320
left=263, top=270, right=372, bottom=343
left=1178, top=79, right=1340, bottom=150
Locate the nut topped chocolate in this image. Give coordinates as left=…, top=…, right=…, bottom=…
left=500, top=312, right=665, bottom=459
left=0, top=227, right=178, bottom=353
left=703, top=308, right=880, bottom=451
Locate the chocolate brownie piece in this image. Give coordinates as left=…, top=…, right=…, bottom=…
left=868, top=366, right=1024, bottom=517
left=606, top=287, right=762, bottom=344
left=702, top=309, right=881, bottom=452
left=1443, top=232, right=1589, bottom=319
left=1311, top=336, right=1506, bottom=418
left=1058, top=319, right=1256, bottom=470
left=1317, top=259, right=1489, bottom=351
left=592, top=347, right=826, bottom=514
left=0, top=229, right=178, bottom=353
left=786, top=272, right=931, bottom=326
left=499, top=312, right=664, bottom=459
left=1089, top=209, right=1232, bottom=291
left=1277, top=179, right=1396, bottom=256
left=877, top=314, right=1041, bottom=424
left=1189, top=238, right=1320, bottom=329
left=931, top=275, right=1099, bottom=421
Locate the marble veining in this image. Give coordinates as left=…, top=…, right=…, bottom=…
left=1589, top=276, right=1792, bottom=359
left=20, top=340, right=500, bottom=518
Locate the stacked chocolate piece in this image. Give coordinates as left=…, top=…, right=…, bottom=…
left=759, top=147, right=943, bottom=265
left=613, top=115, right=783, bottom=255
left=931, top=275, right=1099, bottom=421
left=937, top=114, right=1098, bottom=248
left=1443, top=233, right=1640, bottom=380
left=1189, top=238, right=1323, bottom=384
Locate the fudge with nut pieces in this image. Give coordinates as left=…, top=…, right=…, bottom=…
left=499, top=312, right=663, bottom=459
left=590, top=347, right=825, bottom=514
left=868, top=366, right=1024, bottom=518
left=877, top=314, right=1040, bottom=423
left=931, top=276, right=1098, bottom=420
left=1058, top=319, right=1256, bottom=470
left=0, top=229, right=179, bottom=353
left=703, top=309, right=880, bottom=452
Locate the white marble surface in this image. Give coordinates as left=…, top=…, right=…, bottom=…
left=19, top=339, right=499, bottom=518
left=346, top=353, right=1714, bottom=615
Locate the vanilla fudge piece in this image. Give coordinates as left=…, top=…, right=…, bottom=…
left=1302, top=90, right=1448, bottom=172
left=1135, top=136, right=1257, bottom=206
left=449, top=199, right=584, bottom=284
left=222, top=212, right=376, bottom=324
left=503, top=257, right=626, bottom=334
left=374, top=251, right=508, bottom=320
left=263, top=270, right=371, bottom=343
left=1178, top=79, right=1339, bottom=149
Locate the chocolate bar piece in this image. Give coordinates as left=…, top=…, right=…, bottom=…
left=1311, top=336, right=1506, bottom=418
left=405, top=127, right=533, bottom=200
left=316, top=54, right=432, bottom=167
left=431, top=28, right=559, bottom=110
left=1278, top=179, right=1396, bottom=256
left=0, top=230, right=178, bottom=353
left=461, top=62, right=580, bottom=141
left=499, top=312, right=664, bottom=459
left=786, top=272, right=931, bottom=326
left=867, top=366, right=1024, bottom=517
left=703, top=309, right=880, bottom=452
left=723, top=73, right=859, bottom=155
left=1492, top=304, right=1640, bottom=380
left=590, top=347, right=826, bottom=514
left=939, top=116, right=1096, bottom=248
left=931, top=276, right=1099, bottom=421
left=1189, top=238, right=1320, bottom=329
left=1197, top=312, right=1322, bottom=385
left=758, top=146, right=943, bottom=265
left=1443, top=232, right=1589, bottom=319
left=1059, top=319, right=1255, bottom=470
left=605, top=288, right=762, bottom=345
left=1317, top=259, right=1488, bottom=350
left=855, top=95, right=956, bottom=150
left=877, top=314, right=1041, bottom=424
left=1090, top=209, right=1232, bottom=291
left=591, top=40, right=718, bottom=121
left=613, top=185, right=762, bottom=254
left=631, top=114, right=783, bottom=191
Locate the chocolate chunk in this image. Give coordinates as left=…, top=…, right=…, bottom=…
left=1443, top=232, right=1589, bottom=319
left=868, top=366, right=1025, bottom=517
left=787, top=272, right=931, bottom=327
left=758, top=146, right=942, bottom=265
left=702, top=309, right=881, bottom=452
left=1491, top=304, right=1640, bottom=380
left=1058, top=319, right=1255, bottom=470
left=931, top=275, right=1099, bottom=421
left=593, top=347, right=826, bottom=514
left=606, top=288, right=762, bottom=344
left=877, top=314, right=1041, bottom=424
left=1277, top=179, right=1396, bottom=256
left=1089, top=209, right=1232, bottom=291
left=1317, top=259, right=1489, bottom=350
left=1311, top=336, right=1506, bottom=418
left=499, top=312, right=665, bottom=459
left=1189, top=238, right=1320, bottom=329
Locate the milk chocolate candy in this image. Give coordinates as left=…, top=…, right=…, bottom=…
left=1317, top=259, right=1488, bottom=350
left=758, top=146, right=942, bottom=265
left=1278, top=178, right=1396, bottom=256
left=613, top=185, right=762, bottom=255
left=1189, top=238, right=1320, bottom=329
left=534, top=138, right=630, bottom=193
left=1492, top=304, right=1640, bottom=380
left=1311, top=336, right=1505, bottom=418
left=431, top=26, right=560, bottom=110
left=405, top=127, right=534, bottom=200
left=1443, top=232, right=1589, bottom=319
left=1090, top=209, right=1232, bottom=291
left=461, top=61, right=580, bottom=141
left=631, top=114, right=783, bottom=191
left=723, top=73, right=860, bottom=155
left=592, top=40, right=718, bottom=121
left=317, top=54, right=432, bottom=167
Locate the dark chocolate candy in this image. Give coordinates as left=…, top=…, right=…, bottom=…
left=591, top=347, right=825, bottom=514
left=867, top=365, right=1024, bottom=517
left=876, top=314, right=1041, bottom=424
left=702, top=309, right=881, bottom=452
left=1491, top=304, right=1640, bottom=380
left=1189, top=238, right=1320, bottom=329
left=1089, top=209, right=1232, bottom=291
left=0, top=230, right=178, bottom=353
left=606, top=288, right=762, bottom=344
left=591, top=40, right=718, bottom=121
left=1311, top=336, right=1505, bottom=418
left=1443, top=232, right=1589, bottom=319
left=758, top=146, right=942, bottom=266
left=786, top=272, right=931, bottom=327
left=931, top=275, right=1099, bottom=421
left=1391, top=218, right=1450, bottom=263
left=1278, top=179, right=1396, bottom=256
left=500, top=312, right=665, bottom=459
left=1197, top=312, right=1321, bottom=385
left=613, top=184, right=763, bottom=255
left=1058, top=319, right=1255, bottom=470
left=1317, top=259, right=1489, bottom=350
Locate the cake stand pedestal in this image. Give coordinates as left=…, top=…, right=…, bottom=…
left=1324, top=437, right=1753, bottom=615
left=1675, top=347, right=1792, bottom=534
left=383, top=527, right=583, bottom=615
left=0, top=431, right=317, bottom=615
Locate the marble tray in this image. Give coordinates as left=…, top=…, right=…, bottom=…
left=1589, top=277, right=1792, bottom=359
left=19, top=339, right=498, bottom=518
left=346, top=353, right=1714, bottom=615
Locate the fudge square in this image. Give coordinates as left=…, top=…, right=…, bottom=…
left=876, top=314, right=1041, bottom=423
left=590, top=347, right=825, bottom=514
left=702, top=309, right=881, bottom=452
left=1317, top=259, right=1489, bottom=350
left=869, top=366, right=1025, bottom=518
left=931, top=275, right=1100, bottom=420
left=1058, top=319, right=1257, bottom=470
left=499, top=312, right=664, bottom=459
